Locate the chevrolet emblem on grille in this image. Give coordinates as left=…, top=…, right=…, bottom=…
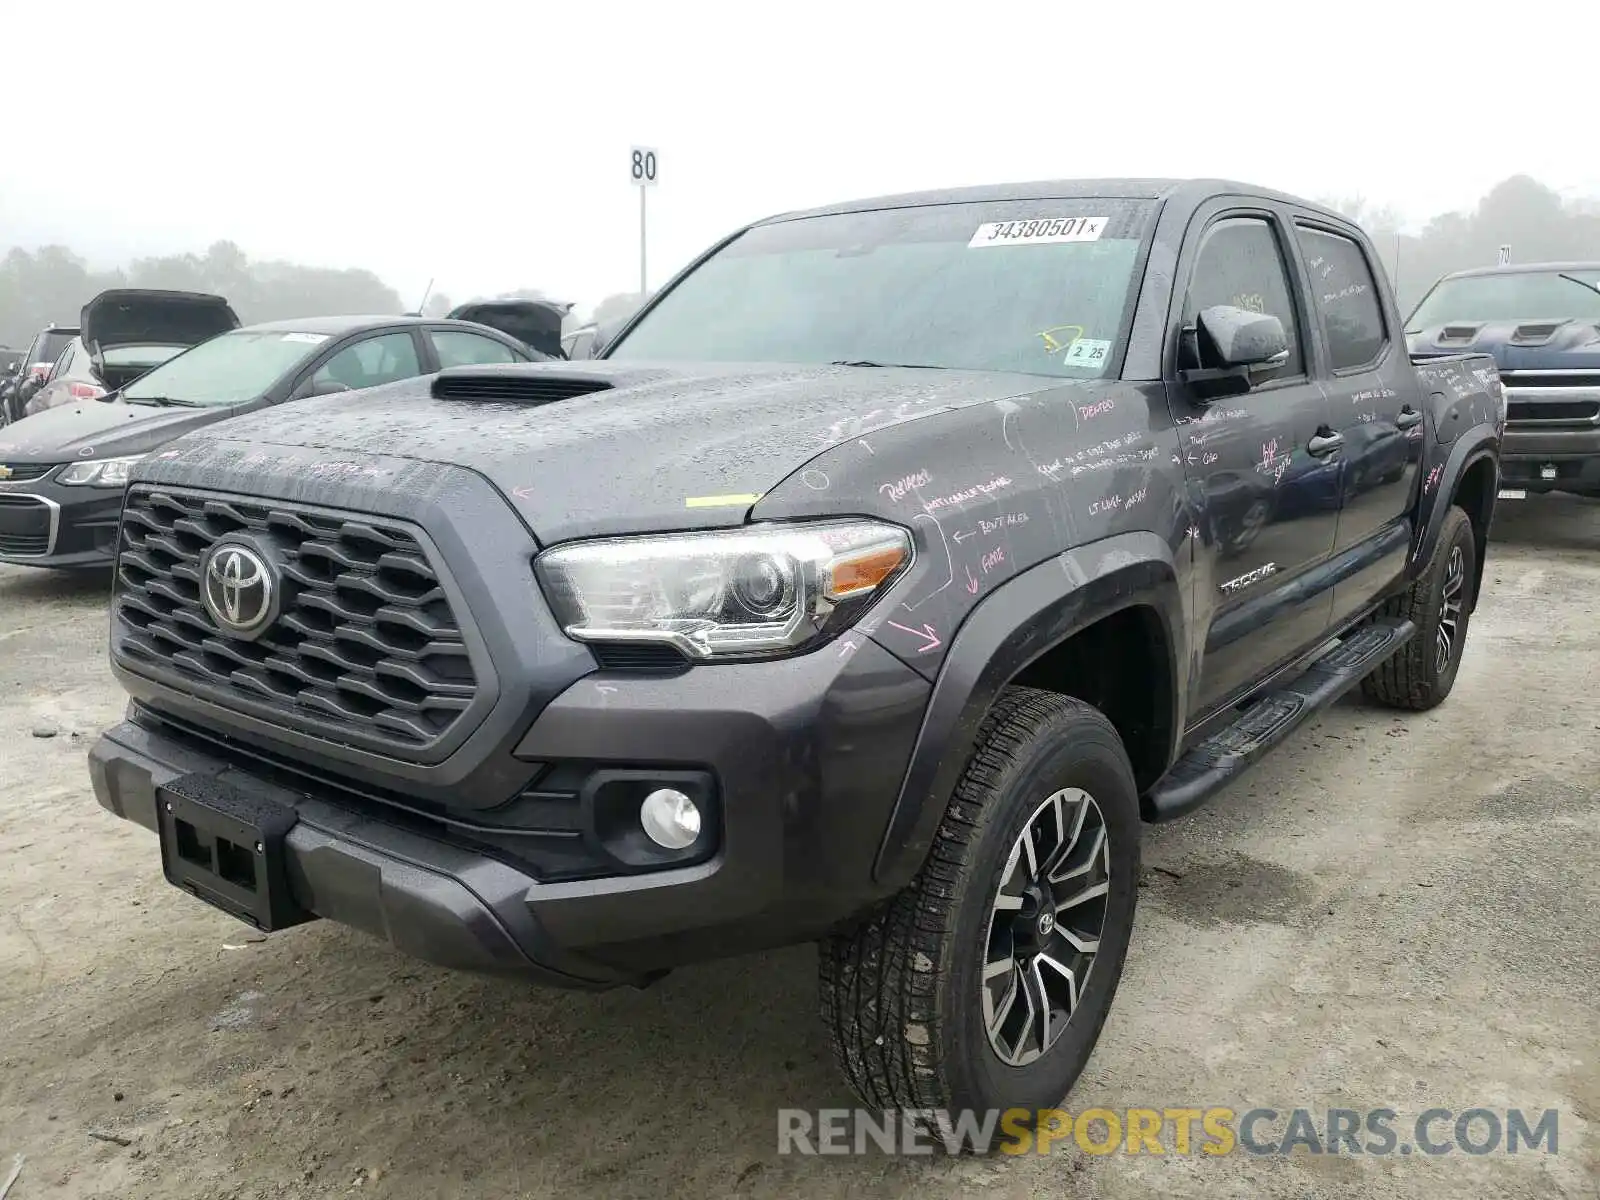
left=201, top=543, right=278, bottom=638
left=0, top=466, right=12, bottom=480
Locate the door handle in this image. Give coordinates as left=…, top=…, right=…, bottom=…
left=1307, top=429, right=1344, bottom=458
left=1396, top=406, right=1423, bottom=430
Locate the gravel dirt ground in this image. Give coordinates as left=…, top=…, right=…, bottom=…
left=0, top=495, right=1596, bottom=1200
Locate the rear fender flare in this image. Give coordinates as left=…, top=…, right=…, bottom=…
left=1413, top=426, right=1498, bottom=604
left=870, top=531, right=1186, bottom=891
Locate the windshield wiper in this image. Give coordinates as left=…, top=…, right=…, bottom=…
left=828, top=359, right=951, bottom=369
left=1558, top=273, right=1600, bottom=299
left=123, top=395, right=205, bottom=408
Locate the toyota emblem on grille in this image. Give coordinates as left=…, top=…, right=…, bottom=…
left=202, top=544, right=276, bottom=636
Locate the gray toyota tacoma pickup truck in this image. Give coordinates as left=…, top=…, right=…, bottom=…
left=89, top=177, right=1503, bottom=1120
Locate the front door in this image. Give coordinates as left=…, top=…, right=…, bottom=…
left=1171, top=209, right=1341, bottom=717
left=1290, top=220, right=1422, bottom=628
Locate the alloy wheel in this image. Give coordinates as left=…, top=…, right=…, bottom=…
left=981, top=788, right=1111, bottom=1067
left=1435, top=543, right=1466, bottom=675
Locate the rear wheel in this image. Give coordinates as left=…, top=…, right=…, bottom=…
left=1361, top=504, right=1476, bottom=711
left=819, top=688, right=1141, bottom=1130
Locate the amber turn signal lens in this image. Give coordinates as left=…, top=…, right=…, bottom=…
left=827, top=544, right=908, bottom=600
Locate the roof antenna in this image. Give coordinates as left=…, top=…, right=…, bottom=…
left=411, top=277, right=435, bottom=318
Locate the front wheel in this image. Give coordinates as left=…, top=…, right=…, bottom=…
left=819, top=688, right=1141, bottom=1127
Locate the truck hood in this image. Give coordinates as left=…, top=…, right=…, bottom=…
left=0, top=398, right=228, bottom=463
left=81, top=289, right=239, bottom=357
left=146, top=361, right=1064, bottom=543
left=1408, top=318, right=1600, bottom=371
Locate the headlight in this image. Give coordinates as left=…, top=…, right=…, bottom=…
left=535, top=519, right=913, bottom=660
left=57, top=454, right=145, bottom=487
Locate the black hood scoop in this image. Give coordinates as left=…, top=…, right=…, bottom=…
left=1510, top=321, right=1582, bottom=345
left=431, top=368, right=616, bottom=404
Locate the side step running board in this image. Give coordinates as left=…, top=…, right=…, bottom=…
left=1144, top=617, right=1416, bottom=822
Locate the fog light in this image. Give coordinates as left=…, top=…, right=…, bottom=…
left=639, top=788, right=702, bottom=850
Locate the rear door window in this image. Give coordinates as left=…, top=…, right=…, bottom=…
left=33, top=330, right=74, bottom=366
left=429, top=330, right=524, bottom=368
left=1295, top=225, right=1388, bottom=371
left=311, top=332, right=423, bottom=391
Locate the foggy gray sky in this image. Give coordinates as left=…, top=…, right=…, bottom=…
left=5, top=0, right=1598, bottom=313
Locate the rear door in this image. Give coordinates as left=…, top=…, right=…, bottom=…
left=1290, top=219, right=1422, bottom=628
left=24, top=339, right=100, bottom=413
left=1171, top=204, right=1341, bottom=716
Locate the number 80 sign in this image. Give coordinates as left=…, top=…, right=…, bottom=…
left=630, top=147, right=659, bottom=187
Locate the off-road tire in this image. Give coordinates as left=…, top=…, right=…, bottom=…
left=819, top=687, right=1141, bottom=1132
left=1361, top=504, right=1476, bottom=711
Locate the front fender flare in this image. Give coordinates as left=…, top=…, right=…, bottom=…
left=870, top=531, right=1187, bottom=891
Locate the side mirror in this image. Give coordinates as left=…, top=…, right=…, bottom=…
left=295, top=378, right=353, bottom=400
left=1180, top=305, right=1290, bottom=400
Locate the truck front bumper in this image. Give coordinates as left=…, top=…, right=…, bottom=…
left=1500, top=426, right=1600, bottom=495
left=89, top=636, right=932, bottom=989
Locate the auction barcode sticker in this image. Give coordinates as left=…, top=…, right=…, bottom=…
left=968, top=217, right=1107, bottom=248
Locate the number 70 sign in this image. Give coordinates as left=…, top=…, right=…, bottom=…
left=630, top=147, right=659, bottom=187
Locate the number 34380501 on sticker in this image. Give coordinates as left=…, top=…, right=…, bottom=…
left=968, top=217, right=1107, bottom=248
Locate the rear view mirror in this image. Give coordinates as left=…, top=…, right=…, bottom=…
left=1180, top=305, right=1290, bottom=399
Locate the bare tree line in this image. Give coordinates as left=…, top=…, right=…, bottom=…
left=1318, top=174, right=1600, bottom=312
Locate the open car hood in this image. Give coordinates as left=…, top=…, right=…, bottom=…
left=81, top=289, right=240, bottom=358
left=447, top=300, right=568, bottom=358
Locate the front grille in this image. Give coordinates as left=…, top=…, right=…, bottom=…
left=1501, top=372, right=1600, bottom=427
left=0, top=463, right=56, bottom=482
left=1500, top=371, right=1600, bottom=389
left=114, top=486, right=481, bottom=757
left=0, top=494, right=53, bottom=557
left=1508, top=400, right=1600, bottom=422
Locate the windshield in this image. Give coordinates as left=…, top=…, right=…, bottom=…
left=30, top=330, right=75, bottom=365
left=606, top=199, right=1155, bottom=378
left=122, top=329, right=328, bottom=406
left=1407, top=269, right=1600, bottom=330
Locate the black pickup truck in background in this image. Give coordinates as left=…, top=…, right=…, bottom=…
left=89, top=178, right=1502, bottom=1122
left=1407, top=261, right=1597, bottom=497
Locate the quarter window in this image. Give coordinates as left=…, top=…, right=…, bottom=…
left=1184, top=217, right=1304, bottom=378
left=1296, top=226, right=1387, bottom=371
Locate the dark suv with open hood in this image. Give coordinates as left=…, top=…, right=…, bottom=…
left=0, top=307, right=548, bottom=567
left=1407, top=262, right=1600, bottom=498
left=2, top=325, right=79, bottom=424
